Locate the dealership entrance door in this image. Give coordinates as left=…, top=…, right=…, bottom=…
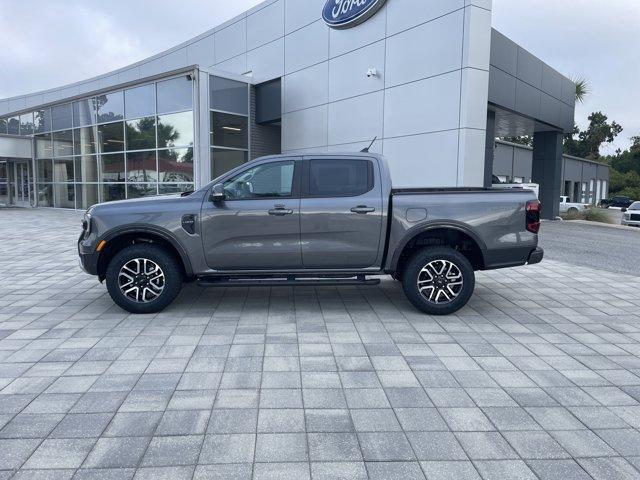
left=9, top=160, right=33, bottom=207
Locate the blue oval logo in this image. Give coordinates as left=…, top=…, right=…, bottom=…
left=322, top=0, right=388, bottom=30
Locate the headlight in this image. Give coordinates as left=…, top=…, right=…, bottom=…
left=82, top=213, right=92, bottom=235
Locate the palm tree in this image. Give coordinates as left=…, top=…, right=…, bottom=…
left=573, top=77, right=589, bottom=103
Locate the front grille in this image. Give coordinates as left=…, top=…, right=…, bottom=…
left=630, top=214, right=640, bottom=221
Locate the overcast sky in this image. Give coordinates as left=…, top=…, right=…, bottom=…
left=0, top=0, right=638, bottom=152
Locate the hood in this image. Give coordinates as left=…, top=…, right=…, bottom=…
left=88, top=193, right=185, bottom=214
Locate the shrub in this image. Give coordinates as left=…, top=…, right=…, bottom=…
left=559, top=207, right=614, bottom=224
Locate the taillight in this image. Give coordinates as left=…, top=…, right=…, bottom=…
left=526, top=200, right=541, bottom=234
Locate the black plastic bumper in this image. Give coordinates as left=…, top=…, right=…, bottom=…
left=78, top=235, right=100, bottom=275
left=527, top=247, right=544, bottom=265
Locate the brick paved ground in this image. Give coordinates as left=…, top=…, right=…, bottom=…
left=1, top=207, right=640, bottom=479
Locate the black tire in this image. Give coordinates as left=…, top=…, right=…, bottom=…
left=106, top=244, right=183, bottom=314
left=402, top=247, right=475, bottom=316
left=568, top=207, right=579, bottom=214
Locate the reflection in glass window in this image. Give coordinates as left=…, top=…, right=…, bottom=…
left=157, top=76, right=193, bottom=113
left=52, top=104, right=73, bottom=131
left=53, top=184, right=75, bottom=208
left=102, top=184, right=126, bottom=202
left=210, top=112, right=248, bottom=149
left=210, top=76, right=248, bottom=115
left=76, top=184, right=100, bottom=209
left=100, top=153, right=126, bottom=183
left=53, top=159, right=75, bottom=183
left=159, top=184, right=193, bottom=195
left=7, top=116, right=19, bottom=135
left=127, top=151, right=158, bottom=183
left=128, top=183, right=157, bottom=199
left=35, top=134, right=53, bottom=158
left=223, top=161, right=294, bottom=199
left=53, top=130, right=74, bottom=157
left=74, top=127, right=98, bottom=155
left=158, top=148, right=194, bottom=183
left=19, top=113, right=35, bottom=135
left=125, top=84, right=156, bottom=119
left=34, top=109, right=50, bottom=133
left=211, top=148, right=248, bottom=180
left=126, top=117, right=156, bottom=151
left=37, top=184, right=53, bottom=207
left=98, top=122, right=125, bottom=153
left=96, top=92, right=125, bottom=123
left=73, top=99, right=95, bottom=127
left=76, top=156, right=99, bottom=183
left=0, top=118, right=7, bottom=134
left=38, top=159, right=53, bottom=182
left=157, top=112, right=193, bottom=148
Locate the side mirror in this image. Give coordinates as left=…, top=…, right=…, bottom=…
left=210, top=183, right=225, bottom=202
left=621, top=208, right=627, bottom=213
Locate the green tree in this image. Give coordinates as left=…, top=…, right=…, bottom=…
left=573, top=77, right=589, bottom=104
left=564, top=112, right=623, bottom=160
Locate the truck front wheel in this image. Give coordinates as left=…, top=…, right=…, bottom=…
left=402, top=247, right=475, bottom=315
left=105, top=244, right=183, bottom=314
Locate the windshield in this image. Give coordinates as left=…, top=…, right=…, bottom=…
left=629, top=202, right=640, bottom=210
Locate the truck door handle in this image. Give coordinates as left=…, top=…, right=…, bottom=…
left=268, top=204, right=294, bottom=216
left=351, top=206, right=376, bottom=214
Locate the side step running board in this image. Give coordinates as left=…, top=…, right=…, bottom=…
left=197, top=277, right=381, bottom=288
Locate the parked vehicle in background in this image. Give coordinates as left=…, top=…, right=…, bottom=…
left=559, top=196, right=590, bottom=214
left=600, top=196, right=634, bottom=209
left=78, top=153, right=543, bottom=316
left=621, top=202, right=640, bottom=227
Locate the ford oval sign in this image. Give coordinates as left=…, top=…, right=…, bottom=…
left=323, top=0, right=388, bottom=30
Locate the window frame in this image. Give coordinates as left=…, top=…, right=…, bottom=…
left=214, top=160, right=302, bottom=202
left=302, top=158, right=375, bottom=199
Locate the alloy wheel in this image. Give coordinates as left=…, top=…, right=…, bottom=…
left=118, top=258, right=165, bottom=303
left=417, top=259, right=464, bottom=304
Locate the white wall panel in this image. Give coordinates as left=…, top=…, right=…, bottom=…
left=384, top=71, right=461, bottom=139
left=383, top=131, right=460, bottom=187
left=328, top=41, right=385, bottom=102
left=247, top=0, right=284, bottom=50
left=457, top=128, right=485, bottom=186
left=385, top=11, right=463, bottom=88
left=215, top=19, right=247, bottom=63
left=283, top=62, right=328, bottom=113
left=282, top=105, right=328, bottom=150
left=162, top=49, right=188, bottom=71
left=247, top=39, right=285, bottom=83
left=327, top=139, right=383, bottom=154
left=284, top=21, right=328, bottom=74
left=284, top=0, right=325, bottom=34
left=329, top=5, right=386, bottom=58
left=187, top=36, right=215, bottom=66
left=215, top=55, right=248, bottom=75
left=387, top=0, right=464, bottom=36
left=328, top=91, right=383, bottom=146
left=462, top=6, right=492, bottom=70
left=459, top=68, right=489, bottom=130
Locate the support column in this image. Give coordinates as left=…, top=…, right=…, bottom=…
left=483, top=110, right=496, bottom=188
left=532, top=131, right=563, bottom=219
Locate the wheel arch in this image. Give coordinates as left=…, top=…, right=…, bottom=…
left=390, top=223, right=487, bottom=278
left=97, top=226, right=193, bottom=281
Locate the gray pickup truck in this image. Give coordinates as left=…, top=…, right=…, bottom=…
left=78, top=153, right=543, bottom=315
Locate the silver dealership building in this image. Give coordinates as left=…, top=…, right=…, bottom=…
left=0, top=0, right=607, bottom=218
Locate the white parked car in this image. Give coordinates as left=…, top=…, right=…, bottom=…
left=621, top=201, right=640, bottom=227
left=559, top=196, right=590, bottom=214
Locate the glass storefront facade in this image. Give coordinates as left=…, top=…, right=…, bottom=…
left=1, top=75, right=197, bottom=209
left=0, top=71, right=253, bottom=209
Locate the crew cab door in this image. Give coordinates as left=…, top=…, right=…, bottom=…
left=300, top=156, right=383, bottom=269
left=201, top=159, right=302, bottom=270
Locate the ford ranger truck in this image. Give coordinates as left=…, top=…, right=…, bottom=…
left=78, top=153, right=543, bottom=315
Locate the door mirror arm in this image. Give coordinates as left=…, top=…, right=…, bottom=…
left=210, top=184, right=226, bottom=203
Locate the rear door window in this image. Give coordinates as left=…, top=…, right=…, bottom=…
left=308, top=159, right=373, bottom=197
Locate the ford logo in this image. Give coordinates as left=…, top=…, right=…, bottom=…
left=322, top=0, right=388, bottom=30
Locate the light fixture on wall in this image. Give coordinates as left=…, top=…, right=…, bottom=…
left=366, top=68, right=378, bottom=79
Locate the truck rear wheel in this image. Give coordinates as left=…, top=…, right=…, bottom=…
left=105, top=244, right=183, bottom=314
left=402, top=247, right=475, bottom=315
